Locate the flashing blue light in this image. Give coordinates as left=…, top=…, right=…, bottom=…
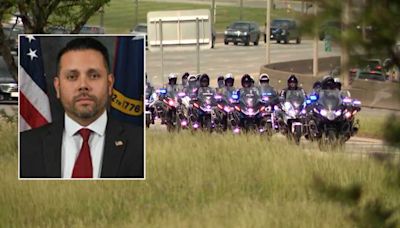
left=262, top=92, right=273, bottom=96
left=232, top=94, right=239, bottom=100
left=306, top=99, right=311, bottom=104
left=159, top=88, right=167, bottom=94
left=310, top=95, right=317, bottom=101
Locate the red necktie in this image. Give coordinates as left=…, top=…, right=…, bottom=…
left=72, top=128, right=93, bottom=178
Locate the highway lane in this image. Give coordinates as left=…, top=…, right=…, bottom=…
left=147, top=39, right=340, bottom=86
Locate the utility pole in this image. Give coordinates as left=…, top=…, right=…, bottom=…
left=159, top=19, right=164, bottom=83
left=196, top=17, right=200, bottom=74
left=211, top=0, right=215, bottom=33
left=135, top=0, right=139, bottom=27
left=99, top=7, right=104, bottom=28
left=266, top=0, right=271, bottom=64
left=313, top=1, right=318, bottom=77
left=341, top=0, right=351, bottom=88
left=239, top=0, right=243, bottom=20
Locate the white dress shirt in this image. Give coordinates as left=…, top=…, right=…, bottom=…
left=61, top=111, right=107, bottom=178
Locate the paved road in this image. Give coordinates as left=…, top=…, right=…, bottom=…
left=147, top=39, right=340, bottom=86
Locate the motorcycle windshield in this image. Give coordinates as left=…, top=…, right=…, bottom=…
left=240, top=90, right=260, bottom=108
left=318, top=90, right=342, bottom=110
left=260, top=87, right=277, bottom=103
left=285, top=90, right=305, bottom=108
left=198, top=89, right=214, bottom=105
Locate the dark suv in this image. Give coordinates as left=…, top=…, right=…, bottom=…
left=224, top=21, right=260, bottom=46
left=265, top=19, right=301, bottom=44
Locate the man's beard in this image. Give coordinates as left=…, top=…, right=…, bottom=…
left=63, top=92, right=106, bottom=120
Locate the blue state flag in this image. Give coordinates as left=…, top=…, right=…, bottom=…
left=110, top=36, right=144, bottom=126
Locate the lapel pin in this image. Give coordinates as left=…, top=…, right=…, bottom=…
left=115, top=140, right=124, bottom=146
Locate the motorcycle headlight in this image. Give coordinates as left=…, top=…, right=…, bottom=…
left=320, top=109, right=327, bottom=116
left=284, top=102, right=291, bottom=111
left=289, top=109, right=296, bottom=117
left=224, top=31, right=228, bottom=34
left=335, top=110, right=342, bottom=116
left=243, top=32, right=248, bottom=36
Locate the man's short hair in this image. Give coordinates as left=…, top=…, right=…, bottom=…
left=56, top=37, right=110, bottom=74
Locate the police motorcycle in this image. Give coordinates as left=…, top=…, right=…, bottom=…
left=145, top=84, right=156, bottom=128
left=259, top=87, right=280, bottom=137
left=212, top=73, right=237, bottom=132
left=276, top=90, right=307, bottom=145
left=305, top=89, right=361, bottom=149
left=189, top=89, right=216, bottom=133
left=188, top=74, right=216, bottom=132
left=156, top=88, right=187, bottom=132
left=231, top=89, right=265, bottom=133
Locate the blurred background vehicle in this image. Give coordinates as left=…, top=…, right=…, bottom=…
left=45, top=25, right=70, bottom=34
left=0, top=56, right=18, bottom=104
left=79, top=25, right=105, bottom=34
left=354, top=59, right=387, bottom=81
left=131, top=23, right=148, bottom=46
left=264, top=19, right=301, bottom=44
left=224, top=21, right=260, bottom=46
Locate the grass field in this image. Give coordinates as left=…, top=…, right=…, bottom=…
left=87, top=0, right=300, bottom=34
left=1, top=118, right=399, bottom=227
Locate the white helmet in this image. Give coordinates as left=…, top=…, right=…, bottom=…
left=259, top=73, right=270, bottom=83
left=168, top=73, right=178, bottom=80
left=225, top=73, right=234, bottom=80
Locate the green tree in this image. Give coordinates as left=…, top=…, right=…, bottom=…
left=0, top=0, right=110, bottom=81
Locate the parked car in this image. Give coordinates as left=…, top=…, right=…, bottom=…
left=131, top=23, right=148, bottom=46
left=0, top=57, right=18, bottom=103
left=46, top=25, right=70, bottom=34
left=79, top=25, right=105, bottom=34
left=355, top=59, right=387, bottom=81
left=264, top=19, right=301, bottom=44
left=224, top=21, right=260, bottom=46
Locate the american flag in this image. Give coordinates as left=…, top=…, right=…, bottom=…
left=19, top=35, right=52, bottom=131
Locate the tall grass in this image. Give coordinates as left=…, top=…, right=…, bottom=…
left=1, top=126, right=399, bottom=227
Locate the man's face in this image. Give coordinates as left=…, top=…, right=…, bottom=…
left=288, top=82, right=297, bottom=89
left=54, top=49, right=114, bottom=126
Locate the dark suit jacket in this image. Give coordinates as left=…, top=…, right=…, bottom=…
left=20, top=116, right=144, bottom=178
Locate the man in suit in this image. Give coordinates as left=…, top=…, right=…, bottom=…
left=20, top=37, right=144, bottom=179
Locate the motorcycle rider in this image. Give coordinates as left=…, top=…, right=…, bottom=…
left=165, top=73, right=180, bottom=96
left=257, top=73, right=276, bottom=92
left=334, top=78, right=352, bottom=98
left=145, top=73, right=155, bottom=99
left=145, top=74, right=157, bottom=124
left=198, top=73, right=216, bottom=96
left=219, top=73, right=236, bottom=99
left=239, top=74, right=259, bottom=97
left=216, top=75, right=225, bottom=93
left=258, top=73, right=279, bottom=105
left=181, top=72, right=189, bottom=89
left=320, top=75, right=337, bottom=90
left=280, top=74, right=306, bottom=99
